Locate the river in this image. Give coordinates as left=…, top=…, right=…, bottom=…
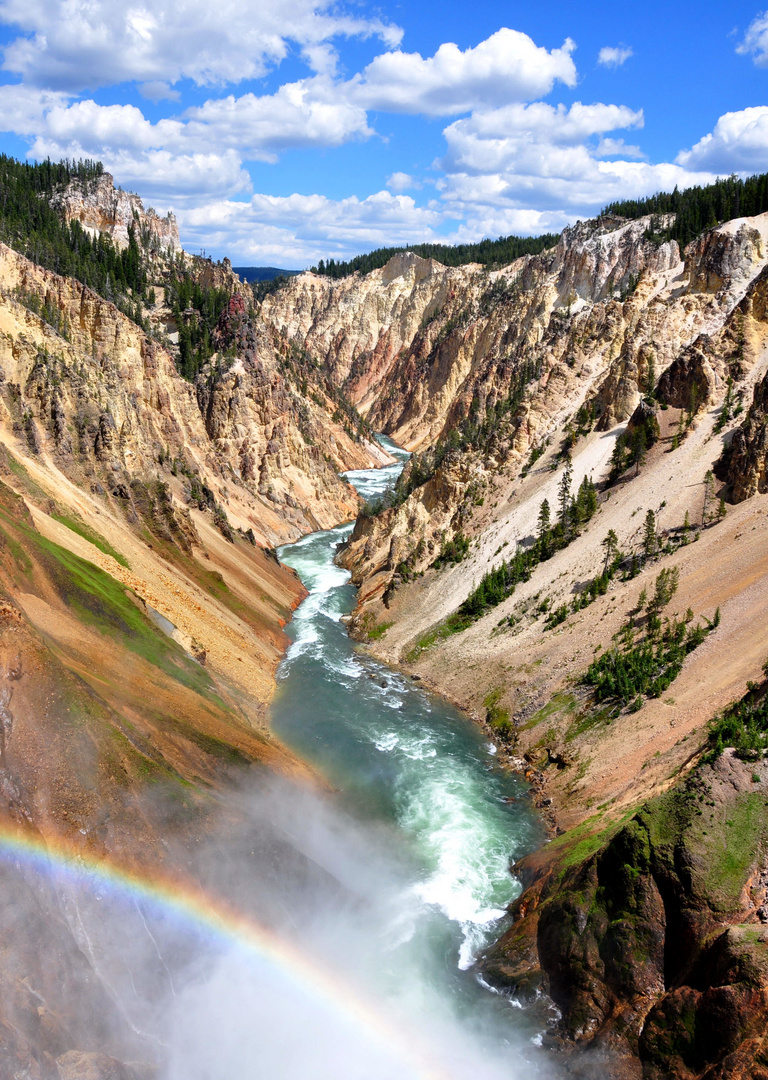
left=10, top=438, right=552, bottom=1080
left=267, top=435, right=550, bottom=1078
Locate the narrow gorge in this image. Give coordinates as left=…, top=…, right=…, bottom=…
left=0, top=163, right=767, bottom=1079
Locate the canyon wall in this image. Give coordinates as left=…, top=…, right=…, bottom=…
left=51, top=172, right=181, bottom=254
left=261, top=212, right=768, bottom=1076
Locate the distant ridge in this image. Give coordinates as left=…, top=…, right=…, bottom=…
left=233, top=266, right=301, bottom=283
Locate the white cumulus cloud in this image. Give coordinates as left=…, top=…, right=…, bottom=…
left=736, top=11, right=768, bottom=66
left=441, top=102, right=644, bottom=176
left=598, top=45, right=633, bottom=68
left=349, top=28, right=577, bottom=115
left=677, top=106, right=768, bottom=172
left=178, top=190, right=445, bottom=265
left=184, top=78, right=373, bottom=161
left=386, top=172, right=418, bottom=192
left=0, top=0, right=402, bottom=92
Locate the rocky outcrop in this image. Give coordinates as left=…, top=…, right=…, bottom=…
left=51, top=173, right=180, bottom=254
left=319, top=214, right=768, bottom=612
left=0, top=242, right=381, bottom=546
left=338, top=452, right=481, bottom=607
left=727, top=367, right=768, bottom=500
left=263, top=217, right=752, bottom=454
left=685, top=217, right=768, bottom=305
left=656, top=345, right=718, bottom=412
left=482, top=753, right=768, bottom=1079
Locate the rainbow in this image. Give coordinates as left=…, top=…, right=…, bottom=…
left=0, top=822, right=452, bottom=1080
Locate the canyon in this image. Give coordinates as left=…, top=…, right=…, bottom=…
left=0, top=167, right=767, bottom=1077
left=262, top=208, right=768, bottom=1076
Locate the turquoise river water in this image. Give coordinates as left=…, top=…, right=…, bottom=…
left=10, top=437, right=554, bottom=1080
left=268, top=436, right=551, bottom=1078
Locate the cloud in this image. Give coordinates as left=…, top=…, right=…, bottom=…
left=5, top=76, right=372, bottom=178
left=676, top=105, right=768, bottom=172
left=184, top=78, right=373, bottom=161
left=178, top=189, right=445, bottom=265
left=0, top=0, right=402, bottom=92
left=736, top=11, right=768, bottom=66
left=0, top=82, right=67, bottom=132
left=140, top=81, right=181, bottom=103
left=441, top=102, right=644, bottom=177
left=349, top=28, right=577, bottom=115
left=597, top=45, right=633, bottom=68
left=386, top=172, right=419, bottom=192
left=436, top=101, right=715, bottom=227
left=438, top=159, right=717, bottom=224
left=595, top=137, right=645, bottom=159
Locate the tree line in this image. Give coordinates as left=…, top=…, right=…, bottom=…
left=0, top=154, right=146, bottom=301
left=310, top=234, right=559, bottom=279
left=603, top=171, right=768, bottom=249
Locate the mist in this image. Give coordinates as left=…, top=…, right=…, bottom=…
left=17, top=776, right=555, bottom=1080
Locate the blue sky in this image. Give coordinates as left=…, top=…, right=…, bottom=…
left=0, top=0, right=766, bottom=266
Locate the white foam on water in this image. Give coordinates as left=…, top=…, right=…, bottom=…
left=399, top=738, right=438, bottom=761
left=400, top=775, right=518, bottom=967
left=326, top=656, right=363, bottom=680
left=278, top=444, right=531, bottom=998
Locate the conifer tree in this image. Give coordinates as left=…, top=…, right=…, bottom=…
left=643, top=509, right=657, bottom=559
left=537, top=499, right=551, bottom=556
left=558, top=463, right=573, bottom=532
left=602, top=529, right=619, bottom=573
left=702, top=470, right=715, bottom=524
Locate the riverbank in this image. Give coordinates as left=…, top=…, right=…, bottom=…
left=267, top=442, right=558, bottom=1067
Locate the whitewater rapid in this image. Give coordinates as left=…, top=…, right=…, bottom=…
left=272, top=435, right=544, bottom=996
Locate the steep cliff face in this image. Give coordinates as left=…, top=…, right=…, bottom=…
left=0, top=243, right=380, bottom=548
left=331, top=215, right=768, bottom=614
left=0, top=198, right=387, bottom=1074
left=51, top=172, right=181, bottom=254
left=264, top=216, right=739, bottom=453
left=483, top=752, right=768, bottom=1080
left=311, top=211, right=768, bottom=1076
left=726, top=366, right=768, bottom=501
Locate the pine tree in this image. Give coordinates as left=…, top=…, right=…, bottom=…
left=644, top=350, right=656, bottom=402
left=702, top=470, right=715, bottom=524
left=537, top=499, right=551, bottom=556
left=558, top=463, right=573, bottom=532
left=643, top=509, right=657, bottom=559
left=538, top=498, right=551, bottom=536
left=602, top=529, right=619, bottom=573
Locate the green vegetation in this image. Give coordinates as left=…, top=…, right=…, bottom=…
left=523, top=692, right=579, bottom=732
left=603, top=171, right=768, bottom=249
left=543, top=603, right=569, bottom=630
left=0, top=504, right=218, bottom=700
left=310, top=233, right=559, bottom=279
left=544, top=809, right=635, bottom=876
left=608, top=409, right=660, bottom=482
left=707, top=659, right=768, bottom=760
left=0, top=155, right=148, bottom=311
left=51, top=510, right=130, bottom=568
left=483, top=687, right=512, bottom=736
left=361, top=613, right=393, bottom=641
left=362, top=359, right=542, bottom=517
left=703, top=793, right=767, bottom=908
left=164, top=270, right=231, bottom=381
left=582, top=570, right=714, bottom=710
left=457, top=472, right=598, bottom=625
left=432, top=531, right=469, bottom=568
